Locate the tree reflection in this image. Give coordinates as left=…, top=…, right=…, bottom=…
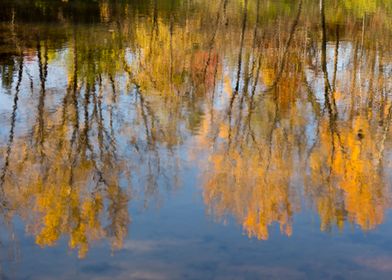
left=200, top=0, right=392, bottom=239
left=0, top=0, right=391, bottom=259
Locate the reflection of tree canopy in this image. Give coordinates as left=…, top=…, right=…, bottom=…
left=0, top=0, right=391, bottom=258
left=197, top=0, right=392, bottom=239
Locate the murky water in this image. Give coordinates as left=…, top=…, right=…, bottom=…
left=0, top=0, right=392, bottom=279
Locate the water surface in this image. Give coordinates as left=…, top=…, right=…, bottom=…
left=0, top=0, right=392, bottom=279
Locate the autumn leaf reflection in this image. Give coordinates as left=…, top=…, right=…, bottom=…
left=0, top=0, right=391, bottom=258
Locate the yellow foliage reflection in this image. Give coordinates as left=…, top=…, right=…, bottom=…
left=0, top=0, right=391, bottom=258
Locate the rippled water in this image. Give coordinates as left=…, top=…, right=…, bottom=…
left=0, top=0, right=392, bottom=279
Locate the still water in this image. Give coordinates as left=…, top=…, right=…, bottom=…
left=0, top=0, right=392, bottom=279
